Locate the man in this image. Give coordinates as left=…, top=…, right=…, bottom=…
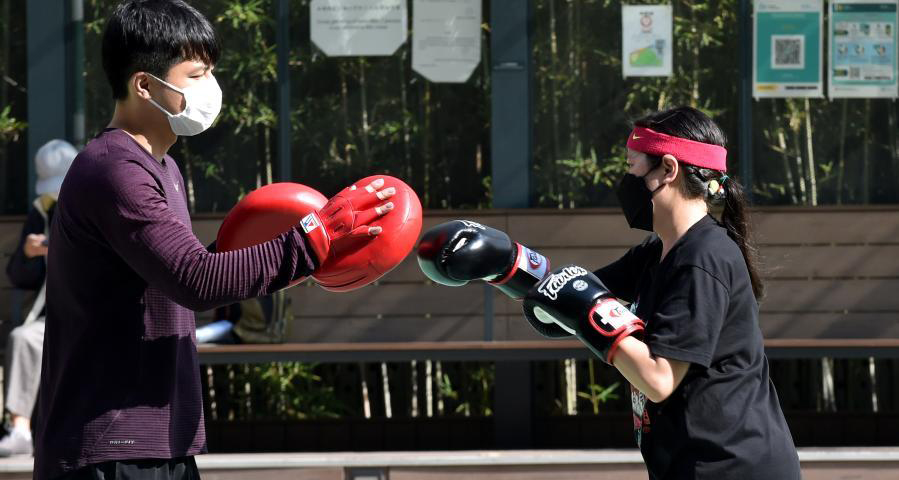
left=2, top=140, right=76, bottom=457
left=35, top=2, right=394, bottom=479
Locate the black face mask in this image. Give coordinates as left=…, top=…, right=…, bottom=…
left=616, top=172, right=663, bottom=232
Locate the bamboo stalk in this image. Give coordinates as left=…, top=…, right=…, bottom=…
left=869, top=357, right=879, bottom=413
left=862, top=99, right=871, bottom=203
left=821, top=357, right=836, bottom=412
left=565, top=359, right=577, bottom=415
left=425, top=359, right=434, bottom=418
left=549, top=0, right=562, bottom=207
left=587, top=359, right=599, bottom=414
left=567, top=0, right=577, bottom=208
left=436, top=360, right=444, bottom=415
left=180, top=141, right=197, bottom=212
left=380, top=362, right=392, bottom=418
left=360, top=362, right=371, bottom=419
left=264, top=126, right=273, bottom=185
left=206, top=365, right=218, bottom=421
left=243, top=364, right=252, bottom=419
left=772, top=101, right=798, bottom=204
left=398, top=49, right=412, bottom=181
left=411, top=360, right=419, bottom=418
left=227, top=365, right=236, bottom=421
left=690, top=1, right=700, bottom=107
left=340, top=61, right=351, bottom=172
left=788, top=101, right=808, bottom=204
left=358, top=58, right=371, bottom=172
left=837, top=99, right=848, bottom=205
left=278, top=363, right=285, bottom=418
left=255, top=124, right=263, bottom=188
left=803, top=98, right=817, bottom=206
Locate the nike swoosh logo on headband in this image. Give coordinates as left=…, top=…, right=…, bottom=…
left=632, top=134, right=641, bottom=140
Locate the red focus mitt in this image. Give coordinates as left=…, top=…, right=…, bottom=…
left=215, top=176, right=422, bottom=293
left=303, top=175, right=422, bottom=292
left=216, top=182, right=328, bottom=287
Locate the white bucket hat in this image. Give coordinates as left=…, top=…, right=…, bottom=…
left=35, top=139, right=78, bottom=196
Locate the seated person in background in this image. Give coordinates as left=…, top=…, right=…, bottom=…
left=2, top=140, right=77, bottom=456
left=196, top=290, right=292, bottom=344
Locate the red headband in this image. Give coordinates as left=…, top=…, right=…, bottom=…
left=626, top=126, right=728, bottom=172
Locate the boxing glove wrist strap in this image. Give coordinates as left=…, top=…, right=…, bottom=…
left=299, top=212, right=330, bottom=270
left=585, top=298, right=646, bottom=364
left=488, top=244, right=550, bottom=300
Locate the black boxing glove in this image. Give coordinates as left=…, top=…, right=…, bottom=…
left=523, top=265, right=645, bottom=364
left=417, top=220, right=570, bottom=338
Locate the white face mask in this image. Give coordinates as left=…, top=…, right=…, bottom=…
left=146, top=72, right=222, bottom=136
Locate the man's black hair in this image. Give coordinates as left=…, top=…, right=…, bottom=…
left=102, top=0, right=220, bottom=100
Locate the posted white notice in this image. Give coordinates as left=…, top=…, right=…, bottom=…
left=621, top=5, right=673, bottom=77
left=412, top=0, right=482, bottom=83
left=310, top=0, right=407, bottom=56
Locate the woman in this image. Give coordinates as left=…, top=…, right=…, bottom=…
left=524, top=106, right=801, bottom=479
left=3, top=139, right=77, bottom=457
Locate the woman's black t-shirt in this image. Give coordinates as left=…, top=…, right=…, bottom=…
left=595, top=215, right=800, bottom=480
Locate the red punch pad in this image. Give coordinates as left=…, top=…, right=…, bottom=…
left=216, top=182, right=328, bottom=252
left=313, top=175, right=423, bottom=292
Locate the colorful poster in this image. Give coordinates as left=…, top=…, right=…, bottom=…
left=412, top=0, right=482, bottom=83
left=310, top=0, right=407, bottom=56
left=753, top=0, right=824, bottom=98
left=621, top=5, right=673, bottom=77
left=829, top=0, right=898, bottom=98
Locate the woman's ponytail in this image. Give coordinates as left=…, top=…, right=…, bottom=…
left=720, top=178, right=764, bottom=300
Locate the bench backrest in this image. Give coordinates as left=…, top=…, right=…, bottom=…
left=3, top=207, right=897, bottom=343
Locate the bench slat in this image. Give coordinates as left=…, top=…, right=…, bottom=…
left=372, top=244, right=899, bottom=284
left=281, top=278, right=899, bottom=318
left=285, top=283, right=515, bottom=317
left=753, top=209, right=899, bottom=245
left=762, top=278, right=899, bottom=313
left=761, top=245, right=899, bottom=279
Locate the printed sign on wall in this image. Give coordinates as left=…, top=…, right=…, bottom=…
left=621, top=5, right=673, bottom=77
left=753, top=0, right=824, bottom=98
left=412, top=0, right=482, bottom=83
left=310, top=0, right=407, bottom=56
left=829, top=0, right=898, bottom=98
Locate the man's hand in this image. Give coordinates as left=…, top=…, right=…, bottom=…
left=24, top=234, right=48, bottom=258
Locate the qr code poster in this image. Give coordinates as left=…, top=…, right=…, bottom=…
left=754, top=0, right=824, bottom=98
left=829, top=0, right=899, bottom=98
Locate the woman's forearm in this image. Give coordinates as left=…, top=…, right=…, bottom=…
left=613, top=336, right=689, bottom=403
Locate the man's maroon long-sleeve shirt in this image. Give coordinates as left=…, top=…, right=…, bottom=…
left=35, top=129, right=315, bottom=479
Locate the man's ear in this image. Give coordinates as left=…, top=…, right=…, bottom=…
left=660, top=154, right=679, bottom=185
left=131, top=72, right=152, bottom=101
